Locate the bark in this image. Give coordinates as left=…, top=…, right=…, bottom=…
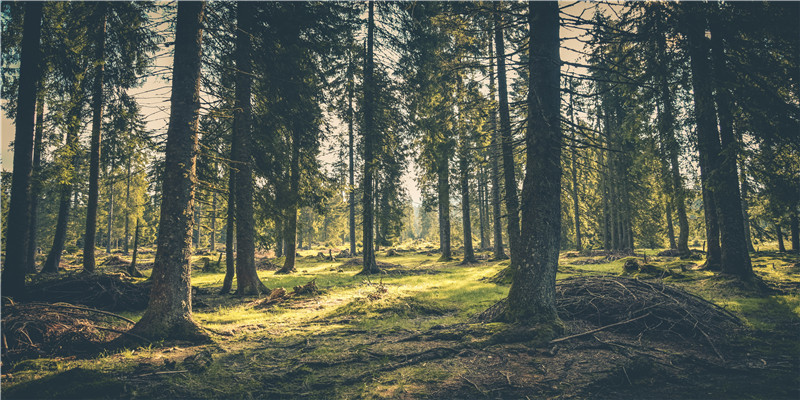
left=26, top=93, right=45, bottom=274
left=503, top=2, right=561, bottom=325
left=776, top=221, right=785, bottom=253
left=230, top=2, right=266, bottom=290
left=494, top=4, right=520, bottom=266
left=127, top=219, right=142, bottom=277
left=348, top=55, right=357, bottom=257
left=124, top=160, right=131, bottom=254
left=791, top=213, right=800, bottom=254
left=83, top=2, right=107, bottom=272
left=359, top=1, right=378, bottom=274
left=740, top=165, right=755, bottom=252
left=568, top=95, right=582, bottom=252
left=459, top=141, right=476, bottom=264
left=700, top=161, right=722, bottom=270
left=220, top=175, right=235, bottom=294
left=129, top=1, right=209, bottom=342
left=210, top=191, right=216, bottom=251
left=437, top=154, right=452, bottom=261
left=106, top=162, right=115, bottom=254
left=3, top=1, right=43, bottom=298
left=275, top=215, right=284, bottom=258
left=707, top=16, right=754, bottom=277
left=488, top=26, right=506, bottom=260
left=666, top=201, right=677, bottom=249
left=478, top=164, right=488, bottom=251
left=278, top=138, right=300, bottom=274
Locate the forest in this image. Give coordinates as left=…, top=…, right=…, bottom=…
left=1, top=1, right=798, bottom=399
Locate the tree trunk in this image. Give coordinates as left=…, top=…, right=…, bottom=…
left=275, top=215, right=283, bottom=258
left=666, top=201, right=677, bottom=249
left=129, top=1, right=209, bottom=342
left=278, top=137, right=301, bottom=274
left=2, top=1, right=43, bottom=298
left=776, top=221, right=785, bottom=253
left=503, top=2, right=561, bottom=326
left=124, top=160, right=131, bottom=254
left=26, top=93, right=45, bottom=274
left=488, top=26, right=506, bottom=260
left=210, top=191, right=216, bottom=251
left=437, top=154, right=452, bottom=261
left=127, top=219, right=142, bottom=277
left=106, top=162, right=115, bottom=254
left=460, top=139, right=476, bottom=264
left=83, top=2, right=107, bottom=272
left=478, top=164, right=488, bottom=251
left=348, top=54, right=357, bottom=257
left=707, top=16, right=753, bottom=277
left=568, top=94, right=582, bottom=252
left=739, top=164, right=755, bottom=252
left=359, top=1, right=379, bottom=274
left=494, top=4, right=520, bottom=266
left=686, top=9, right=752, bottom=278
left=220, top=174, right=235, bottom=294
left=700, top=164, right=722, bottom=270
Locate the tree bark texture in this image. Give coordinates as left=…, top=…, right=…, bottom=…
left=504, top=2, right=562, bottom=324
left=487, top=25, right=506, bottom=260
left=3, top=1, right=43, bottom=299
left=459, top=137, right=476, bottom=264
left=220, top=173, right=235, bottom=294
left=130, top=1, right=208, bottom=342
left=360, top=1, right=378, bottom=274
left=26, top=93, right=45, bottom=273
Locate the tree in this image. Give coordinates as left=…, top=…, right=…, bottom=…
left=487, top=24, right=506, bottom=260
left=2, top=1, right=43, bottom=299
left=231, top=1, right=267, bottom=294
left=502, top=2, right=562, bottom=326
left=129, top=1, right=209, bottom=342
left=360, top=1, right=379, bottom=274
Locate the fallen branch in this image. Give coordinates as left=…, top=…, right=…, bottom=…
left=41, top=303, right=136, bottom=325
left=549, top=312, right=652, bottom=344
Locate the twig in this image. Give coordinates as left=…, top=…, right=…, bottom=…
left=549, top=312, right=652, bottom=344
left=460, top=375, right=486, bottom=396
left=133, top=370, right=188, bottom=378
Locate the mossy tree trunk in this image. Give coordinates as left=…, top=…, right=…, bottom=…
left=129, top=1, right=209, bottom=342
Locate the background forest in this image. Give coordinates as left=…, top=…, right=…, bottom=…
left=1, top=1, right=798, bottom=399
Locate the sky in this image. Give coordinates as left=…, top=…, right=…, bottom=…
left=1, top=2, right=601, bottom=207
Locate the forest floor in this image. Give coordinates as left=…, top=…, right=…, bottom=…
left=2, top=245, right=799, bottom=399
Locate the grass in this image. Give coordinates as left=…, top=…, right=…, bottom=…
left=4, top=245, right=799, bottom=399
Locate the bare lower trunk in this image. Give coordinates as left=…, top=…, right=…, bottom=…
left=488, top=28, right=505, bottom=260
left=106, top=162, right=115, bottom=254
left=210, top=191, right=216, bottom=251
left=26, top=93, right=45, bottom=274
left=220, top=176, right=235, bottom=294
left=460, top=149, right=476, bottom=264
left=359, top=1, right=378, bottom=274
left=124, top=160, right=131, bottom=254
left=278, top=135, right=300, bottom=275
left=791, top=213, right=799, bottom=254
left=666, top=201, right=676, bottom=249
left=776, top=222, right=785, bottom=252
left=127, top=219, right=142, bottom=277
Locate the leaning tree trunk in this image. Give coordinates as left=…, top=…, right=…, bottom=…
left=83, top=2, right=107, bottom=272
left=503, top=2, right=562, bottom=327
left=26, top=92, right=45, bottom=274
left=487, top=26, right=506, bottom=260
left=129, top=1, right=209, bottom=342
left=359, top=1, right=379, bottom=274
left=2, top=1, right=43, bottom=299
left=231, top=1, right=267, bottom=294
left=494, top=4, right=521, bottom=267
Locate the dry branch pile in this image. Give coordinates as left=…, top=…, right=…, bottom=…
left=1, top=302, right=133, bottom=362
left=27, top=273, right=150, bottom=311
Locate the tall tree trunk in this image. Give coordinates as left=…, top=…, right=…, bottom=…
left=665, top=201, right=677, bottom=249
left=83, top=2, right=107, bottom=272
left=494, top=3, right=520, bottom=266
left=3, top=1, right=43, bottom=298
left=437, top=154, right=452, bottom=261
left=275, top=215, right=283, bottom=258
left=360, top=1, right=379, bottom=274
left=278, top=138, right=300, bottom=274
left=106, top=161, right=115, bottom=254
left=503, top=2, right=562, bottom=326
left=707, top=16, right=753, bottom=277
left=685, top=9, right=751, bottom=277
left=776, top=221, right=785, bottom=253
left=42, top=83, right=83, bottom=274
left=124, top=160, right=131, bottom=254
left=26, top=93, right=45, bottom=274
left=129, top=1, right=209, bottom=342
left=791, top=213, right=800, bottom=254
left=127, top=219, right=142, bottom=277
left=568, top=94, right=582, bottom=252
left=700, top=162, right=722, bottom=270
left=460, top=139, right=476, bottom=264
left=487, top=25, right=506, bottom=260
left=210, top=191, right=216, bottom=251
left=348, top=55, right=357, bottom=257
left=231, top=1, right=266, bottom=294
left=739, top=164, right=755, bottom=252
left=220, top=175, right=235, bottom=294
left=478, top=164, right=488, bottom=251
